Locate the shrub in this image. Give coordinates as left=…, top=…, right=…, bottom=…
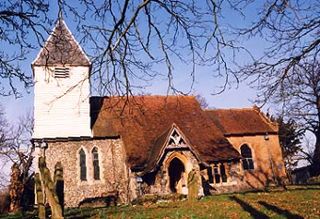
left=0, top=189, right=10, bottom=214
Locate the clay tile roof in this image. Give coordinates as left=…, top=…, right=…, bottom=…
left=91, top=96, right=240, bottom=171
left=206, top=108, right=278, bottom=136
left=32, top=18, right=91, bottom=66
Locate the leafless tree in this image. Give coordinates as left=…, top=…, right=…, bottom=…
left=295, top=136, right=314, bottom=167
left=195, top=94, right=209, bottom=109
left=218, top=0, right=320, bottom=174
left=263, top=61, right=319, bottom=175
left=0, top=0, right=51, bottom=97
left=1, top=0, right=319, bottom=149
left=51, top=1, right=318, bottom=98
left=59, top=0, right=243, bottom=96
left=0, top=112, right=34, bottom=211
left=1, top=1, right=318, bottom=98
left=2, top=0, right=234, bottom=97
left=237, top=0, right=319, bottom=102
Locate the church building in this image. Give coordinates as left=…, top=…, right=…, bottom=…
left=32, top=19, right=287, bottom=207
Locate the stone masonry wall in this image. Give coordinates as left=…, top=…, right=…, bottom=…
left=37, top=134, right=287, bottom=207
left=43, top=138, right=129, bottom=207
left=227, top=134, right=287, bottom=189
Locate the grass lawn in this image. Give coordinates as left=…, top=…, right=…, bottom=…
left=1, top=185, right=319, bottom=219
left=63, top=186, right=320, bottom=219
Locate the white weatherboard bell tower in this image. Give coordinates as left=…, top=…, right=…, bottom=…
left=32, top=18, right=91, bottom=138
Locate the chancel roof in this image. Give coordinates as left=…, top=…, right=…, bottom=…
left=206, top=108, right=278, bottom=136
left=32, top=18, right=90, bottom=66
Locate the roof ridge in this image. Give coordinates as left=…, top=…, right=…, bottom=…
left=110, top=95, right=196, bottom=97
left=253, top=108, right=279, bottom=132
left=205, top=107, right=255, bottom=111
left=100, top=95, right=198, bottom=100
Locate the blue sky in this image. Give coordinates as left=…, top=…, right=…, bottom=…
left=0, top=1, right=272, bottom=124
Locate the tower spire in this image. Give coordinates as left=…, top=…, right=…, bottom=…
left=32, top=15, right=90, bottom=66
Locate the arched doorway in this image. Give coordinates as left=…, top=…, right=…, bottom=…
left=168, top=157, right=185, bottom=193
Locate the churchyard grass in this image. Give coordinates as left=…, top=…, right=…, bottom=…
left=64, top=185, right=320, bottom=219
left=0, top=185, right=319, bottom=218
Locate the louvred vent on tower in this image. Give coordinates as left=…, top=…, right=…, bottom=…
left=54, top=67, right=70, bottom=78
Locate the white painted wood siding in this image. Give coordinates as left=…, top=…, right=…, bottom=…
left=33, top=66, right=91, bottom=138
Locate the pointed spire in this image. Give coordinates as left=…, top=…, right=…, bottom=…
left=32, top=17, right=90, bottom=66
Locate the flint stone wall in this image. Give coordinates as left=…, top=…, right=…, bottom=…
left=43, top=138, right=130, bottom=207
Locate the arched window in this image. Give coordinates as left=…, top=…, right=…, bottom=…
left=92, top=147, right=100, bottom=180
left=240, top=144, right=254, bottom=170
left=79, top=149, right=87, bottom=181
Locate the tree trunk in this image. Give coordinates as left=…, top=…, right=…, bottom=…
left=311, top=131, right=320, bottom=176
left=8, top=164, right=23, bottom=213
left=311, top=105, right=320, bottom=176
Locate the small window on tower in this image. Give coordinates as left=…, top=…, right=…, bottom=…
left=54, top=67, right=70, bottom=78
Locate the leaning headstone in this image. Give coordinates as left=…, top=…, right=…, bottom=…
left=35, top=173, right=45, bottom=219
left=187, top=168, right=199, bottom=200
left=54, top=162, right=64, bottom=214
left=39, top=157, right=64, bottom=219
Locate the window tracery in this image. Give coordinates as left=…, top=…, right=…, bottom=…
left=240, top=144, right=254, bottom=170
left=168, top=129, right=186, bottom=147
